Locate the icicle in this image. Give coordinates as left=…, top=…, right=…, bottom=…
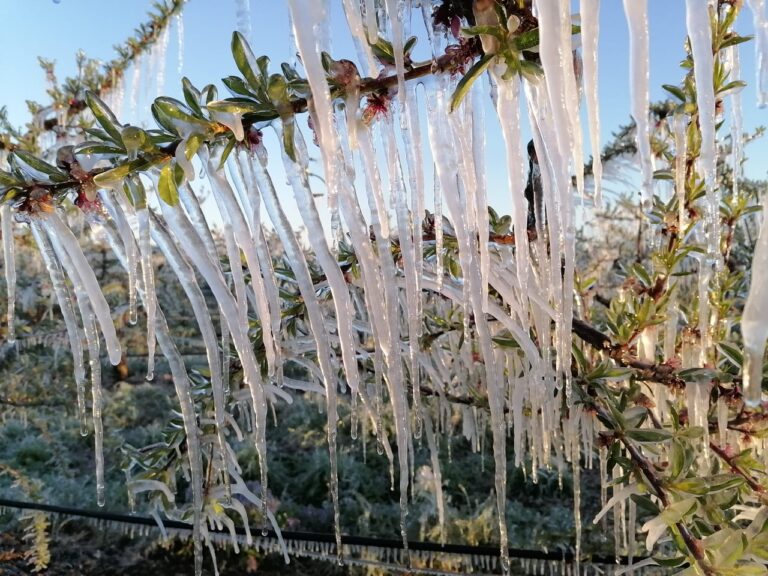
left=235, top=0, right=252, bottom=43
left=137, top=208, right=157, bottom=380
left=155, top=23, right=171, bottom=98
left=341, top=0, right=378, bottom=76
left=1, top=204, right=16, bottom=343
left=384, top=0, right=407, bottom=101
left=747, top=0, right=768, bottom=107
left=741, top=195, right=768, bottom=407
left=580, top=0, right=603, bottom=206
left=175, top=12, right=184, bottom=75
left=728, top=45, right=744, bottom=198
left=46, top=228, right=106, bottom=507
left=622, top=0, right=654, bottom=208
left=275, top=125, right=356, bottom=559
left=159, top=198, right=270, bottom=545
left=673, top=114, right=688, bottom=233
left=287, top=0, right=410, bottom=556
left=432, top=166, right=445, bottom=287
left=40, top=211, right=122, bottom=365
left=491, top=71, right=530, bottom=313
left=129, top=54, right=143, bottom=123
left=31, top=222, right=87, bottom=434
left=685, top=0, right=718, bottom=257
left=364, top=0, right=378, bottom=43
left=230, top=151, right=283, bottom=386
left=427, top=73, right=512, bottom=574
left=201, top=146, right=278, bottom=380
left=100, top=189, right=139, bottom=325
left=637, top=326, right=657, bottom=363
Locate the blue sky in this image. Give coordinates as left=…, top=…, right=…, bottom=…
left=1, top=1, right=766, bottom=208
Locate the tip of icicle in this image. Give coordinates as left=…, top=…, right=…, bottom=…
left=145, top=371, right=155, bottom=382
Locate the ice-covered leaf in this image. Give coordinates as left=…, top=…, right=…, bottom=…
left=86, top=91, right=125, bottom=145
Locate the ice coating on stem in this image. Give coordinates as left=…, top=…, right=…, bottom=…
left=41, top=211, right=122, bottom=365
left=741, top=197, right=768, bottom=407
left=137, top=208, right=157, bottom=380
left=622, top=0, right=654, bottom=208
left=31, top=222, right=87, bottom=432
left=580, top=0, right=603, bottom=206
left=1, top=204, right=16, bottom=343
left=685, top=0, right=718, bottom=256
left=747, top=0, right=768, bottom=107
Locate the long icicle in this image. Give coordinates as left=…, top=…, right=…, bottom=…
left=150, top=212, right=231, bottom=499
left=276, top=125, right=351, bottom=559
left=137, top=206, right=158, bottom=380
left=45, top=223, right=106, bottom=507
left=580, top=0, right=603, bottom=207
left=202, top=146, right=278, bottom=381
left=622, top=0, right=654, bottom=208
left=159, top=197, right=270, bottom=543
left=91, top=215, right=207, bottom=575
left=685, top=0, right=719, bottom=258
left=40, top=210, right=122, bottom=365
left=30, top=221, right=87, bottom=433
left=1, top=203, right=16, bottom=343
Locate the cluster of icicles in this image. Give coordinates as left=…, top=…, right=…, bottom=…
left=2, top=0, right=768, bottom=575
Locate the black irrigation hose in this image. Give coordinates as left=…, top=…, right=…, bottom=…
left=0, top=497, right=644, bottom=566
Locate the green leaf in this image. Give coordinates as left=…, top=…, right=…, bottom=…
left=12, top=150, right=69, bottom=182
left=462, top=25, right=506, bottom=41
left=718, top=341, right=743, bottom=368
left=450, top=53, right=495, bottom=113
left=232, top=31, right=263, bottom=92
left=85, top=91, right=124, bottom=145
left=124, top=176, right=147, bottom=209
left=0, top=170, right=22, bottom=187
left=662, top=84, right=686, bottom=102
left=217, top=137, right=238, bottom=171
left=73, top=142, right=125, bottom=156
left=93, top=158, right=152, bottom=187
left=158, top=162, right=179, bottom=206
left=182, top=77, right=204, bottom=116
left=625, top=428, right=673, bottom=443
left=206, top=98, right=265, bottom=116
left=283, top=118, right=297, bottom=162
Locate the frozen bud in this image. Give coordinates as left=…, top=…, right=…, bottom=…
left=330, top=59, right=360, bottom=87
left=56, top=145, right=76, bottom=170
